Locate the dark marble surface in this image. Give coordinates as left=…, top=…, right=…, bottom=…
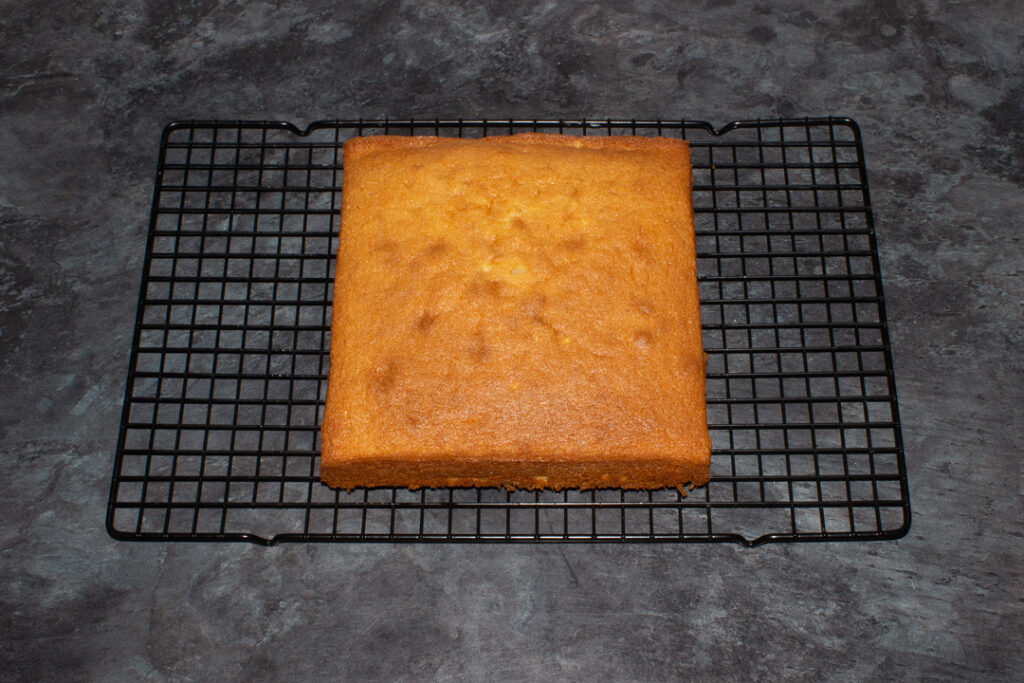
left=2, top=1, right=1022, bottom=680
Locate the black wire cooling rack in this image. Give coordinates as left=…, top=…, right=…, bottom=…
left=106, top=118, right=910, bottom=546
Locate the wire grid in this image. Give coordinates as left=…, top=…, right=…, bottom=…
left=107, top=118, right=910, bottom=546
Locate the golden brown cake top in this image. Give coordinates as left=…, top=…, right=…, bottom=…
left=322, top=133, right=709, bottom=484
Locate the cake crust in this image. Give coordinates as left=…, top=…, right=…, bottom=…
left=320, top=133, right=711, bottom=491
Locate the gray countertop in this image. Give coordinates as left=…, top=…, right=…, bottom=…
left=2, top=1, right=1021, bottom=680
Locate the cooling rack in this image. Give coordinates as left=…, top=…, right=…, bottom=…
left=106, top=118, right=910, bottom=546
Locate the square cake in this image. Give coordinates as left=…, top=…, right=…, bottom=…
left=320, top=133, right=711, bottom=492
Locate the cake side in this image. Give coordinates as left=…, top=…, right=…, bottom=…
left=321, top=133, right=710, bottom=492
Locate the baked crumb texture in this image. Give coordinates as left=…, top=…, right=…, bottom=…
left=320, top=133, right=711, bottom=492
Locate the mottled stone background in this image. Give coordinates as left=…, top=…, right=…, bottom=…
left=1, top=1, right=1022, bottom=680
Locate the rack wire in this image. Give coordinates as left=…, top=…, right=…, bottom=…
left=106, top=118, right=910, bottom=546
